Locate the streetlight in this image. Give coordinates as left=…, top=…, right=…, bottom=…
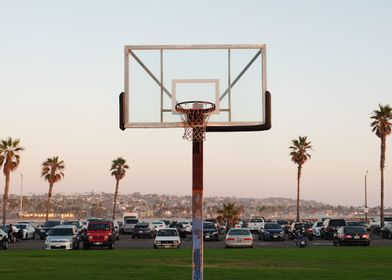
left=364, top=170, right=368, bottom=223
left=18, top=172, right=23, bottom=218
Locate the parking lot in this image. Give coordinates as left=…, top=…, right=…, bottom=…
left=7, top=233, right=392, bottom=250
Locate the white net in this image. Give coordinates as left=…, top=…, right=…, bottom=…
left=175, top=101, right=215, bottom=142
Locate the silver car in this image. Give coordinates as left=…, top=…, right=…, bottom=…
left=15, top=223, right=36, bottom=239
left=45, top=225, right=80, bottom=250
left=225, top=228, right=253, bottom=248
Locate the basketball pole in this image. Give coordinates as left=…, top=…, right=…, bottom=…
left=192, top=134, right=204, bottom=280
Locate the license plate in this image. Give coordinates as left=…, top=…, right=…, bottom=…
left=354, top=236, right=360, bottom=239
left=164, top=245, right=170, bottom=248
left=94, top=242, right=103, bottom=245
left=139, top=231, right=143, bottom=233
left=236, top=238, right=242, bottom=242
left=206, top=236, right=210, bottom=239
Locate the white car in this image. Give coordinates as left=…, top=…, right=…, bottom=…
left=312, top=221, right=324, bottom=237
left=177, top=221, right=192, bottom=233
left=225, top=228, right=253, bottom=248
left=150, top=221, right=166, bottom=231
left=45, top=225, right=80, bottom=250
left=153, top=228, right=181, bottom=249
left=15, top=223, right=36, bottom=239
left=247, top=217, right=265, bottom=233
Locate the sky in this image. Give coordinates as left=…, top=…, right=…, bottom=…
left=1, top=0, right=392, bottom=207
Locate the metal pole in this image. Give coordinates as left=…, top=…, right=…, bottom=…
left=19, top=172, right=23, bottom=218
left=365, top=171, right=368, bottom=223
left=192, top=136, right=204, bottom=280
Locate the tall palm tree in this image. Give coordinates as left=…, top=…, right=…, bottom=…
left=289, top=136, right=312, bottom=222
left=217, top=202, right=242, bottom=229
left=0, top=137, right=24, bottom=224
left=370, top=104, right=392, bottom=227
left=41, top=156, right=65, bottom=221
left=110, top=157, right=129, bottom=220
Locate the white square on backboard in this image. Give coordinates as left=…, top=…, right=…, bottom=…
left=171, top=79, right=220, bottom=114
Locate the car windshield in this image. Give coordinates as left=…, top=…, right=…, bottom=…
left=347, top=221, right=365, bottom=227
left=228, top=229, right=251, bottom=236
left=203, top=223, right=216, bottom=230
left=152, top=222, right=162, bottom=225
left=344, top=227, right=366, bottom=234
left=157, top=229, right=178, bottom=236
left=170, top=224, right=183, bottom=229
left=125, top=219, right=138, bottom=224
left=276, top=220, right=288, bottom=225
left=88, top=223, right=110, bottom=230
left=49, top=228, right=73, bottom=236
left=250, top=218, right=263, bottom=223
left=264, top=223, right=282, bottom=230
left=62, top=221, right=79, bottom=227
left=329, top=220, right=346, bottom=227
left=15, top=224, right=26, bottom=229
left=43, top=221, right=60, bottom=227
left=135, top=224, right=148, bottom=229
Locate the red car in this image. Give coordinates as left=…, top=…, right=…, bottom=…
left=83, top=221, right=114, bottom=249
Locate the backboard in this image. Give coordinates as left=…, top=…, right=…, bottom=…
left=120, top=44, right=271, bottom=132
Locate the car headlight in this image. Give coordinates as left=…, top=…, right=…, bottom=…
left=155, top=241, right=161, bottom=245
left=174, top=240, right=179, bottom=244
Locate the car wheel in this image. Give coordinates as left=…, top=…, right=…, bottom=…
left=153, top=245, right=157, bottom=249
left=116, top=235, right=119, bottom=241
left=83, top=243, right=90, bottom=250
left=32, top=233, right=35, bottom=240
left=3, top=241, right=9, bottom=250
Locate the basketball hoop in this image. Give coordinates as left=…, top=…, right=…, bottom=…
left=175, top=101, right=215, bottom=142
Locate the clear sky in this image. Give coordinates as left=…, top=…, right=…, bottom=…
left=1, top=0, right=392, bottom=207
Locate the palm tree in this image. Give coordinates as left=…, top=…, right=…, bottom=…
left=217, top=202, right=242, bottom=229
left=110, top=157, right=129, bottom=220
left=289, top=136, right=312, bottom=222
left=370, top=104, right=392, bottom=227
left=0, top=137, right=24, bottom=224
left=41, top=156, right=65, bottom=221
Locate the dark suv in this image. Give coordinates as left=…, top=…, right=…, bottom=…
left=39, top=220, right=61, bottom=240
left=320, top=218, right=347, bottom=239
left=203, top=222, right=219, bottom=241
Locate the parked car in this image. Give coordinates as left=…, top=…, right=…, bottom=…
left=15, top=223, right=36, bottom=240
left=247, top=217, right=265, bottom=233
left=0, top=228, right=9, bottom=249
left=333, top=226, right=370, bottom=246
left=273, top=219, right=290, bottom=233
left=45, top=225, right=80, bottom=250
left=312, top=221, right=324, bottom=237
left=225, top=228, right=253, bottom=248
left=153, top=228, right=181, bottom=249
left=259, top=222, right=285, bottom=241
left=123, top=218, right=139, bottom=235
left=132, top=222, right=155, bottom=238
left=177, top=221, right=192, bottom=234
left=320, top=219, right=347, bottom=240
left=39, top=220, right=61, bottom=240
left=203, top=222, right=219, bottom=241
left=17, top=221, right=39, bottom=235
left=83, top=220, right=114, bottom=249
left=169, top=223, right=187, bottom=238
left=380, top=223, right=392, bottom=239
left=288, top=222, right=314, bottom=240
left=150, top=221, right=166, bottom=232
left=117, top=221, right=124, bottom=234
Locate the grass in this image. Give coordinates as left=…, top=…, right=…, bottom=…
left=1, top=247, right=392, bottom=279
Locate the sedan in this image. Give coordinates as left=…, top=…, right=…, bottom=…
left=225, top=228, right=253, bottom=248
left=15, top=223, right=36, bottom=239
left=333, top=226, right=370, bottom=246
left=153, top=228, right=181, bottom=249
left=259, top=222, right=285, bottom=241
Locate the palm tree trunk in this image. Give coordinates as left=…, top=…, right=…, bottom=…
left=2, top=173, right=10, bottom=225
left=45, top=184, right=53, bottom=222
left=380, top=136, right=386, bottom=227
left=112, top=179, right=119, bottom=220
left=296, top=165, right=302, bottom=222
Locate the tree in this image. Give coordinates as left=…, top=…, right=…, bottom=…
left=0, top=137, right=24, bottom=224
left=370, top=104, right=392, bottom=227
left=217, top=202, right=242, bottom=228
left=110, top=157, right=129, bottom=220
left=289, top=136, right=312, bottom=222
left=41, top=156, right=65, bottom=221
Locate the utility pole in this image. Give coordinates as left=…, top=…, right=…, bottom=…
left=19, top=172, right=23, bottom=218
left=364, top=170, right=368, bottom=223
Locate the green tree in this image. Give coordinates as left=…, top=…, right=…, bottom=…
left=289, top=136, right=312, bottom=222
left=110, top=157, right=129, bottom=220
left=0, top=137, right=24, bottom=224
left=217, top=202, right=242, bottom=228
left=41, top=156, right=65, bottom=221
left=370, top=104, right=392, bottom=227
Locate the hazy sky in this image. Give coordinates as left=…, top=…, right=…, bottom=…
left=1, top=1, right=392, bottom=207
